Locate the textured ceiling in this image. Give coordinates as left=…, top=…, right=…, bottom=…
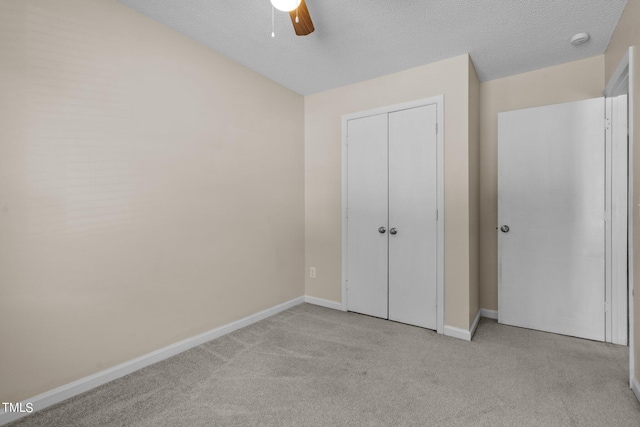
left=117, top=0, right=627, bottom=95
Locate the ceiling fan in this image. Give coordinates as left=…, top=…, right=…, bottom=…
left=271, top=0, right=315, bottom=36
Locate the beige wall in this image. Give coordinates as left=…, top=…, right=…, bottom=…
left=305, top=54, right=476, bottom=330
left=468, top=58, right=481, bottom=324
left=478, top=56, right=605, bottom=311
left=605, top=0, right=640, bottom=386
left=0, top=0, right=305, bottom=403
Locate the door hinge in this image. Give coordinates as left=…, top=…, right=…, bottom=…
left=435, top=123, right=438, bottom=134
left=605, top=302, right=611, bottom=313
left=436, top=209, right=439, bottom=221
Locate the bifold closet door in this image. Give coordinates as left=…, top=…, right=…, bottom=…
left=346, top=114, right=389, bottom=319
left=388, top=105, right=438, bottom=329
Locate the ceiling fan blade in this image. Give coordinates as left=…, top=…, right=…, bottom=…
left=289, top=0, right=314, bottom=36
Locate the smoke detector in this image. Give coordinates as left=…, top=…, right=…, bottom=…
left=570, top=32, right=590, bottom=46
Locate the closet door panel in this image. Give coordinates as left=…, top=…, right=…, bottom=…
left=346, top=114, right=389, bottom=319
left=388, top=105, right=438, bottom=329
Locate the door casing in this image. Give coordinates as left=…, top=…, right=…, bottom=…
left=604, top=46, right=635, bottom=391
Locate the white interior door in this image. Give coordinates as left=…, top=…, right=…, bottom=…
left=346, top=114, right=389, bottom=319
left=388, top=105, right=438, bottom=329
left=498, top=98, right=606, bottom=341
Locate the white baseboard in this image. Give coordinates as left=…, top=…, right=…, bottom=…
left=632, top=377, right=640, bottom=404
left=304, top=296, right=344, bottom=311
left=0, top=296, right=305, bottom=426
left=469, top=309, right=482, bottom=340
left=444, top=309, right=482, bottom=342
left=480, top=308, right=498, bottom=320
left=444, top=324, right=471, bottom=341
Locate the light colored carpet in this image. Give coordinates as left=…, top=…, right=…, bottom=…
left=9, top=303, right=640, bottom=426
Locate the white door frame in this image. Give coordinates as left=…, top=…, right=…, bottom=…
left=341, top=95, right=445, bottom=334
left=605, top=95, right=628, bottom=346
left=604, top=47, right=635, bottom=390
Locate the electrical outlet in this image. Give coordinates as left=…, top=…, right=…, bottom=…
left=309, top=267, right=316, bottom=279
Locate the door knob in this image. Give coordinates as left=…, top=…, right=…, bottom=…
left=500, top=225, right=510, bottom=233
left=389, top=228, right=398, bottom=235
left=378, top=227, right=386, bottom=234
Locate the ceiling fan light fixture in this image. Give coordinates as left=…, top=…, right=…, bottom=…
left=270, top=0, right=301, bottom=12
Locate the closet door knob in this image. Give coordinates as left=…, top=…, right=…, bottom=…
left=389, top=228, right=398, bottom=235
left=378, top=227, right=386, bottom=234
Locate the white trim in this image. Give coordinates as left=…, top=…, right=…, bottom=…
left=629, top=46, right=636, bottom=388
left=604, top=94, right=630, bottom=346
left=606, top=97, right=614, bottom=344
left=0, top=296, right=305, bottom=426
left=342, top=97, right=445, bottom=121
left=341, top=95, right=445, bottom=335
left=480, top=308, right=498, bottom=320
left=632, top=377, right=640, bottom=404
left=604, top=46, right=635, bottom=387
left=469, top=309, right=482, bottom=340
left=436, top=98, right=445, bottom=335
left=444, top=309, right=481, bottom=342
left=610, top=94, right=629, bottom=346
left=304, top=296, right=345, bottom=311
left=444, top=325, right=472, bottom=341
left=605, top=50, right=630, bottom=97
